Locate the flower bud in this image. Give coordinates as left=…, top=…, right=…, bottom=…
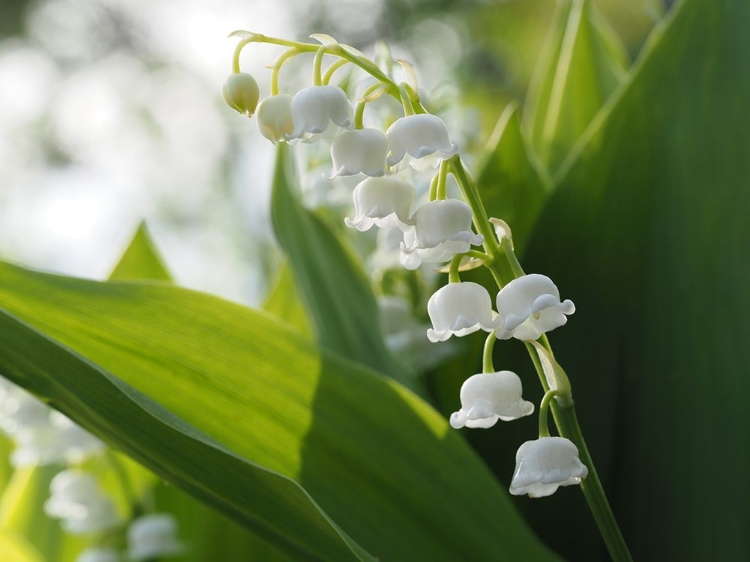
left=450, top=371, right=534, bottom=429
left=509, top=437, right=588, bottom=498
left=345, top=177, right=414, bottom=232
left=257, top=94, right=294, bottom=144
left=222, top=72, right=260, bottom=117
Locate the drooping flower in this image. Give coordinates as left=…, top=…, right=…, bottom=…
left=496, top=274, right=575, bottom=341
left=256, top=94, right=294, bottom=143
left=221, top=73, right=260, bottom=117
left=400, top=199, right=483, bottom=270
left=345, top=177, right=414, bottom=232
left=128, top=514, right=183, bottom=561
left=450, top=371, right=534, bottom=429
left=290, top=85, right=353, bottom=141
left=386, top=113, right=458, bottom=171
left=76, top=547, right=120, bottom=562
left=325, top=128, right=388, bottom=179
left=45, top=470, right=121, bottom=534
left=426, top=282, right=501, bottom=342
left=509, top=437, right=588, bottom=498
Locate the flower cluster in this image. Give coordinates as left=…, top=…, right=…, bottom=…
left=224, top=33, right=587, bottom=499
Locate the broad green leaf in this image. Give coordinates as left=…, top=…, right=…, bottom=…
left=108, top=221, right=171, bottom=282
left=524, top=0, right=629, bottom=173
left=0, top=262, right=556, bottom=561
left=522, top=0, right=750, bottom=559
left=262, top=260, right=312, bottom=336
left=0, top=529, right=45, bottom=562
left=270, top=144, right=416, bottom=390
left=476, top=102, right=551, bottom=253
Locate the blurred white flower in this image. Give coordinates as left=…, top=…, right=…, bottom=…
left=290, top=85, right=353, bottom=141
left=368, top=227, right=405, bottom=273
left=76, top=547, right=120, bottom=562
left=45, top=470, right=121, bottom=534
left=345, top=177, right=414, bottom=232
left=50, top=411, right=104, bottom=463
left=509, top=437, right=588, bottom=498
left=496, top=274, right=575, bottom=341
left=449, top=371, right=534, bottom=429
left=426, top=282, right=500, bottom=342
left=0, top=388, right=49, bottom=434
left=256, top=94, right=294, bottom=143
left=400, top=199, right=482, bottom=270
left=325, top=128, right=388, bottom=179
left=386, top=113, right=458, bottom=171
left=128, top=514, right=183, bottom=561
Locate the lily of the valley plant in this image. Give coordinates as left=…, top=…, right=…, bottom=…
left=223, top=30, right=633, bottom=562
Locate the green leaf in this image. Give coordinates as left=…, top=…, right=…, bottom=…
left=0, top=261, right=556, bottom=561
left=262, top=260, right=312, bottom=336
left=0, top=529, right=45, bottom=562
left=476, top=102, right=551, bottom=253
left=524, top=0, right=629, bottom=173
left=270, top=144, right=416, bottom=390
left=523, top=0, right=750, bottom=559
left=108, top=222, right=171, bottom=282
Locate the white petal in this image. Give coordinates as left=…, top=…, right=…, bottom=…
left=386, top=114, right=458, bottom=169
left=290, top=86, right=353, bottom=141
left=257, top=94, right=294, bottom=144
left=426, top=282, right=498, bottom=341
left=509, top=437, right=588, bottom=498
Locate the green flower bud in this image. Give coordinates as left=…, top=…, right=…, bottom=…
left=222, top=73, right=260, bottom=117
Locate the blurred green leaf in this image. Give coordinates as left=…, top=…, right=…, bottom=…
left=0, top=261, right=556, bottom=561
left=0, top=529, right=45, bottom=562
left=108, top=222, right=171, bottom=282
left=523, top=0, right=750, bottom=559
left=270, top=145, right=417, bottom=390
left=263, top=260, right=312, bottom=336
left=476, top=102, right=551, bottom=253
left=524, top=0, right=628, bottom=173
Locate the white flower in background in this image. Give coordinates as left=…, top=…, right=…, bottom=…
left=290, top=85, right=353, bottom=141
left=221, top=73, right=260, bottom=117
left=368, top=227, right=406, bottom=273
left=76, top=547, right=120, bottom=562
left=325, top=128, right=388, bottom=179
left=256, top=94, right=294, bottom=143
left=11, top=424, right=62, bottom=467
left=128, top=514, right=183, bottom=561
left=509, top=437, right=588, bottom=498
left=386, top=113, right=458, bottom=171
left=345, top=177, right=414, bottom=232
left=0, top=388, right=50, bottom=434
left=426, top=282, right=500, bottom=342
left=450, top=371, right=534, bottom=429
left=50, top=411, right=104, bottom=463
left=400, top=199, right=483, bottom=270
left=45, top=470, right=121, bottom=534
left=496, top=274, right=575, bottom=341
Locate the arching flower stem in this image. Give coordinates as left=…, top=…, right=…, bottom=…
left=537, top=389, right=563, bottom=438
left=428, top=174, right=439, bottom=201
left=436, top=160, right=450, bottom=200
left=449, top=153, right=632, bottom=562
left=270, top=48, right=299, bottom=96
left=482, top=331, right=497, bottom=373
left=398, top=83, right=416, bottom=116
left=448, top=254, right=462, bottom=283
left=354, top=83, right=383, bottom=129
left=322, top=58, right=350, bottom=85
left=312, top=46, right=328, bottom=86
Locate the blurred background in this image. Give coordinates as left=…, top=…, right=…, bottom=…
left=0, top=0, right=662, bottom=304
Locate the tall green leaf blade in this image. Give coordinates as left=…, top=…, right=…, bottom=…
left=524, top=0, right=628, bottom=173
left=476, top=102, right=551, bottom=253
left=0, top=529, right=45, bottom=562
left=108, top=222, right=171, bottom=282
left=0, top=262, right=556, bottom=562
left=523, top=0, right=750, bottom=559
left=262, top=260, right=312, bottom=336
left=270, top=145, right=415, bottom=389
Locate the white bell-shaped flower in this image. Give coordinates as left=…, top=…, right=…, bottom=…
left=290, top=85, right=353, bottom=141
left=11, top=424, right=62, bottom=467
left=400, top=199, right=483, bottom=270
left=325, top=128, right=388, bottom=179
left=345, top=177, right=414, bottom=232
left=45, top=470, right=121, bottom=534
left=450, top=371, right=534, bottom=429
left=76, top=547, right=120, bottom=562
left=509, top=437, right=588, bottom=498
left=256, top=94, right=294, bottom=144
left=128, top=514, right=183, bottom=561
left=386, top=113, right=458, bottom=171
left=496, top=274, right=575, bottom=341
left=427, top=282, right=500, bottom=342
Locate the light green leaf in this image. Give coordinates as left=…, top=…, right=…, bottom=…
left=524, top=0, right=629, bottom=173
left=0, top=261, right=556, bottom=561
left=262, top=260, right=312, bottom=336
left=108, top=222, right=171, bottom=282
left=523, top=0, right=750, bottom=559
left=476, top=102, right=551, bottom=253
left=270, top=144, right=416, bottom=390
left=0, top=529, right=45, bottom=562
